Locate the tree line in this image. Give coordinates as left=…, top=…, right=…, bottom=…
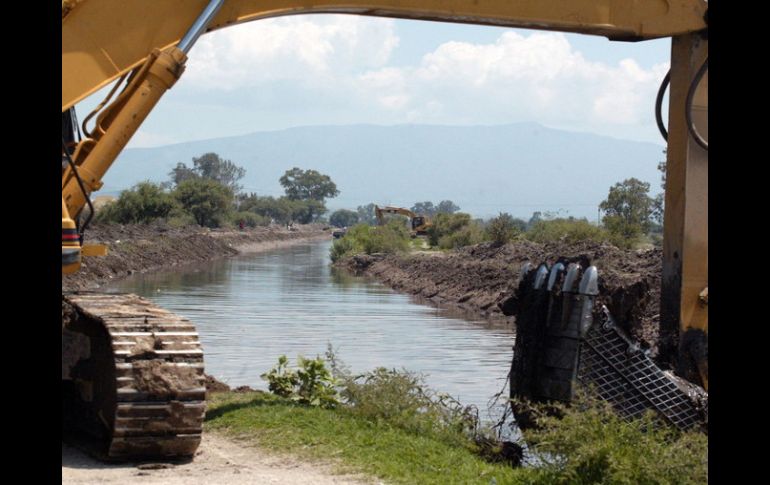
left=97, top=152, right=339, bottom=228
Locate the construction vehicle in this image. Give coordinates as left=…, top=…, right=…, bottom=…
left=375, top=205, right=432, bottom=237
left=62, top=0, right=707, bottom=459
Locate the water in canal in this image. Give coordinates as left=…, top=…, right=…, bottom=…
left=107, top=240, right=515, bottom=420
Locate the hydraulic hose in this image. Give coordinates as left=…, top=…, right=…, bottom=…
left=655, top=70, right=670, bottom=142
left=62, top=138, right=94, bottom=241
left=686, top=57, right=708, bottom=151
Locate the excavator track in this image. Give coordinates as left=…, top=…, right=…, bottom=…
left=62, top=292, right=205, bottom=459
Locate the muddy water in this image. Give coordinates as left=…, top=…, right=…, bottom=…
left=107, top=240, right=514, bottom=418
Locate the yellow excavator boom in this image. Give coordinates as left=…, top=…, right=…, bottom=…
left=62, top=0, right=707, bottom=111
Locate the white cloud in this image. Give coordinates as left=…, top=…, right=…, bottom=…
left=158, top=19, right=669, bottom=143
left=354, top=31, right=669, bottom=129
left=184, top=15, right=398, bottom=90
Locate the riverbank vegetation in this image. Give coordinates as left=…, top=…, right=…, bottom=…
left=207, top=351, right=707, bottom=484
left=96, top=153, right=339, bottom=229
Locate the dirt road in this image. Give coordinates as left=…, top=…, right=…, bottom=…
left=62, top=432, right=375, bottom=485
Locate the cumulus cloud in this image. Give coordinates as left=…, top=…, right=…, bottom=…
left=168, top=18, right=668, bottom=142
left=355, top=31, right=669, bottom=128
left=185, top=15, right=399, bottom=90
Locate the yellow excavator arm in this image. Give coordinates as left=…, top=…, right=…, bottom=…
left=375, top=205, right=432, bottom=236
left=62, top=0, right=707, bottom=111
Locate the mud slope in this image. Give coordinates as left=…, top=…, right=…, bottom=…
left=64, top=223, right=329, bottom=291
left=340, top=240, right=671, bottom=366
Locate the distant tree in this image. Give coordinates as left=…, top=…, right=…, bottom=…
left=599, top=178, right=655, bottom=242
left=169, top=162, right=198, bottom=186
left=174, top=178, right=234, bottom=228
left=528, top=211, right=543, bottom=229
left=170, top=153, right=246, bottom=193
left=280, top=168, right=339, bottom=202
left=292, top=199, right=327, bottom=224
left=652, top=153, right=667, bottom=225
left=330, top=209, right=359, bottom=228
left=411, top=201, right=436, bottom=217
left=436, top=200, right=460, bottom=215
left=193, top=153, right=246, bottom=192
left=356, top=203, right=378, bottom=225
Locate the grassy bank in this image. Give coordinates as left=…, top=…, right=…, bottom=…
left=206, top=391, right=528, bottom=485
left=205, top=390, right=707, bottom=485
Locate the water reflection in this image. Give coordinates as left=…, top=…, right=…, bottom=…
left=108, top=241, right=515, bottom=419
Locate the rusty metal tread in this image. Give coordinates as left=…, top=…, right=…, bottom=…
left=66, top=292, right=206, bottom=459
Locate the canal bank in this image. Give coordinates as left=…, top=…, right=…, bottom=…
left=63, top=222, right=329, bottom=291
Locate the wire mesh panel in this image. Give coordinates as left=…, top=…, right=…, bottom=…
left=577, top=309, right=705, bottom=431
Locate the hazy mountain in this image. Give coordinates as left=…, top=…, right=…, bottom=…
left=104, top=123, right=665, bottom=220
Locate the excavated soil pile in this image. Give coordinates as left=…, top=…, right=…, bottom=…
left=341, top=240, right=673, bottom=367
left=63, top=222, right=328, bottom=291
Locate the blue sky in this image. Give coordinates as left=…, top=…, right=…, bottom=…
left=78, top=15, right=670, bottom=149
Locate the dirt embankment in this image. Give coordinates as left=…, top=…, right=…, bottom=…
left=339, top=240, right=673, bottom=367
left=64, top=223, right=330, bottom=291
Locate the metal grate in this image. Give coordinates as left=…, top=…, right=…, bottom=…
left=577, top=308, right=704, bottom=431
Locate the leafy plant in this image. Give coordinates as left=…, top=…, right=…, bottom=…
left=261, top=355, right=340, bottom=408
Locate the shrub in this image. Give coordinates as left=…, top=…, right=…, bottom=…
left=330, top=236, right=358, bottom=263
left=95, top=181, right=178, bottom=224
left=438, top=223, right=486, bottom=249
left=486, top=212, right=522, bottom=246
left=519, top=392, right=708, bottom=483
left=526, top=218, right=610, bottom=245
left=426, top=212, right=472, bottom=247
left=325, top=347, right=479, bottom=446
left=261, top=355, right=340, bottom=409
left=231, top=211, right=270, bottom=228
left=329, top=222, right=410, bottom=261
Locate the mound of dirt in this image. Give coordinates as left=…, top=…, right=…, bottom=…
left=204, top=374, right=231, bottom=393
left=340, top=240, right=673, bottom=368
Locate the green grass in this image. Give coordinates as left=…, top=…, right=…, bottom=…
left=206, top=390, right=708, bottom=485
left=205, top=391, right=534, bottom=485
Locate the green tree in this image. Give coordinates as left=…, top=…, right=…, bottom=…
left=411, top=201, right=436, bottom=217
left=174, top=178, right=234, bottom=228
left=292, top=199, right=327, bottom=224
left=280, top=167, right=339, bottom=201
left=169, top=162, right=198, bottom=186
left=356, top=203, right=378, bottom=225
left=435, top=200, right=460, bottom=215
left=170, top=153, right=246, bottom=193
left=330, top=209, right=360, bottom=228
left=599, top=178, right=655, bottom=243
left=96, top=181, right=178, bottom=224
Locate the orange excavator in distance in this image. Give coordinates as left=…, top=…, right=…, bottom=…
left=62, top=0, right=708, bottom=459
